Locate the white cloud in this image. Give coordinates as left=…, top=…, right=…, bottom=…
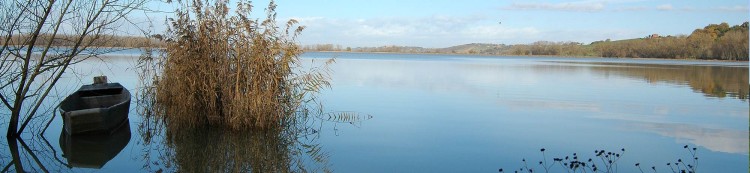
left=713, top=5, right=749, bottom=12
left=656, top=4, right=673, bottom=11
left=678, top=5, right=750, bottom=13
left=614, top=6, right=649, bottom=12
left=656, top=4, right=749, bottom=13
left=501, top=1, right=747, bottom=13
left=461, top=25, right=540, bottom=39
left=347, top=24, right=411, bottom=37
left=291, top=14, right=655, bottom=47
left=293, top=15, right=546, bottom=47
left=505, top=2, right=606, bottom=12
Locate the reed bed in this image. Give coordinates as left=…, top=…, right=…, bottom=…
left=146, top=0, right=331, bottom=130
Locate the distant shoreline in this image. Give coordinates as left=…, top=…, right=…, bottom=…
left=19, top=46, right=745, bottom=62
left=304, top=22, right=749, bottom=61
left=304, top=51, right=750, bottom=63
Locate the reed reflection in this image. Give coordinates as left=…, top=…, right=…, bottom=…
left=137, top=106, right=338, bottom=172
left=135, top=86, right=376, bottom=172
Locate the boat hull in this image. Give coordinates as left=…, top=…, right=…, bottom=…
left=59, top=83, right=131, bottom=135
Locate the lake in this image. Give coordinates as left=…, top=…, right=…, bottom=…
left=1, top=51, right=748, bottom=172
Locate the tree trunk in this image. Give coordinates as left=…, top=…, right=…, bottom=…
left=6, top=137, right=24, bottom=172
left=7, top=110, right=19, bottom=138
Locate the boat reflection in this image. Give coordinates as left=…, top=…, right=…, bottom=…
left=59, top=121, right=131, bottom=169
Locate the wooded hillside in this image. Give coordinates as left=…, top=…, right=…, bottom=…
left=306, top=22, right=749, bottom=61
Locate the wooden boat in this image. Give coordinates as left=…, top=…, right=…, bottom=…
left=59, top=77, right=131, bottom=135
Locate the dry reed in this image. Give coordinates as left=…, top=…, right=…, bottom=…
left=148, top=0, right=331, bottom=130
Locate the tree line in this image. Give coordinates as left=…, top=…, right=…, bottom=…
left=592, top=22, right=748, bottom=60
left=308, top=22, right=748, bottom=61
left=1, top=34, right=164, bottom=48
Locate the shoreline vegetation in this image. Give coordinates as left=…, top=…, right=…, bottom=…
left=3, top=22, right=747, bottom=61
left=304, top=22, right=749, bottom=61
left=304, top=51, right=749, bottom=63
left=1, top=34, right=165, bottom=48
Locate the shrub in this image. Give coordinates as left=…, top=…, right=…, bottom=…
left=150, top=0, right=331, bottom=130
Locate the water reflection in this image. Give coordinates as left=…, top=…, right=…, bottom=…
left=318, top=111, right=373, bottom=128
left=629, top=121, right=749, bottom=154
left=3, top=135, right=65, bottom=172
left=1, top=53, right=745, bottom=172
left=137, top=113, right=339, bottom=172
left=332, top=57, right=748, bottom=101
left=134, top=97, right=371, bottom=172
left=322, top=55, right=747, bottom=172
left=552, top=61, right=749, bottom=100
left=5, top=137, right=26, bottom=172
left=134, top=87, right=344, bottom=172
left=59, top=122, right=131, bottom=168
left=1, top=122, right=132, bottom=172
left=175, top=128, right=328, bottom=172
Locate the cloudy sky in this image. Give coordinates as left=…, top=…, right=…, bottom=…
left=148, top=0, right=748, bottom=48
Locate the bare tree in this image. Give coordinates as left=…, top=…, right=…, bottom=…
left=0, top=0, right=149, bottom=138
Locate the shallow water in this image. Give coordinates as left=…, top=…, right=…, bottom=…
left=1, top=51, right=747, bottom=172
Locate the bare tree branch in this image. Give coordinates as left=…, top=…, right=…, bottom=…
left=1, top=0, right=150, bottom=137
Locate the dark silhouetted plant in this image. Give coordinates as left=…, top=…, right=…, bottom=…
left=500, top=145, right=700, bottom=173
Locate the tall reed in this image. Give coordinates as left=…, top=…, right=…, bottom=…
left=151, top=0, right=331, bottom=130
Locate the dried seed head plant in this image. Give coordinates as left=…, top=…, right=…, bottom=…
left=149, top=0, right=333, bottom=130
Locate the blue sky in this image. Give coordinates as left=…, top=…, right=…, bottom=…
left=146, top=0, right=749, bottom=48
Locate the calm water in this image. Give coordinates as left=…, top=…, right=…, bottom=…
left=1, top=51, right=747, bottom=172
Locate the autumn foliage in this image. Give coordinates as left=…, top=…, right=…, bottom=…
left=592, top=22, right=748, bottom=60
